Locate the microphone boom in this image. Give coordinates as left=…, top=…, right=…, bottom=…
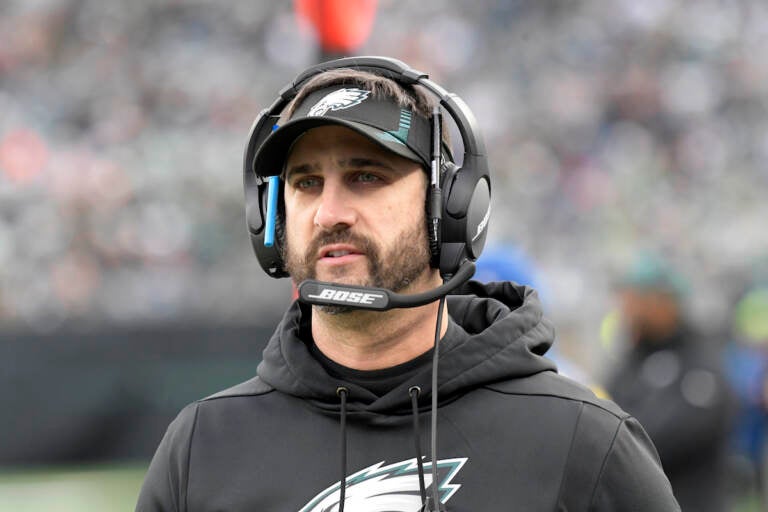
left=298, top=261, right=476, bottom=311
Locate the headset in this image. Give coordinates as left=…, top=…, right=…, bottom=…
left=243, top=56, right=491, bottom=308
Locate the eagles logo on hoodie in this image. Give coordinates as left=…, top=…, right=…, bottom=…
left=298, top=457, right=467, bottom=512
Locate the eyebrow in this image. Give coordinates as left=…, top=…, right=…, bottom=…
left=283, top=163, right=318, bottom=180
left=341, top=157, right=397, bottom=172
left=284, top=157, right=398, bottom=180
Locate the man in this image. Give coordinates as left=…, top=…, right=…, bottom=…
left=137, top=57, right=679, bottom=511
left=605, top=254, right=733, bottom=512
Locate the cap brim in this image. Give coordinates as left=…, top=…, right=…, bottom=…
left=252, top=117, right=426, bottom=177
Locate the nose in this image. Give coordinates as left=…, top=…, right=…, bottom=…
left=313, top=180, right=357, bottom=230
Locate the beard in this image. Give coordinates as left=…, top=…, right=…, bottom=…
left=283, top=220, right=432, bottom=314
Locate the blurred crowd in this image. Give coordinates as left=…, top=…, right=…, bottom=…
left=3, top=0, right=767, bottom=340
left=2, top=0, right=766, bottom=343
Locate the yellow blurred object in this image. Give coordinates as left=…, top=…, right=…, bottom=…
left=734, top=287, right=768, bottom=344
left=600, top=309, right=621, bottom=351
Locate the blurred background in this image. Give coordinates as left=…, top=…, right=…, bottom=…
left=2, top=0, right=768, bottom=510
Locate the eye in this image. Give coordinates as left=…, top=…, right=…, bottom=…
left=292, top=176, right=322, bottom=190
left=352, top=172, right=383, bottom=184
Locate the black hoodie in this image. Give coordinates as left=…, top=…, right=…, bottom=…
left=136, top=282, right=680, bottom=511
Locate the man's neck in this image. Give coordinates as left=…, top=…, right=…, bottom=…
left=311, top=293, right=449, bottom=371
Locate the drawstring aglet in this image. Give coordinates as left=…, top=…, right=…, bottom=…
left=424, top=496, right=446, bottom=511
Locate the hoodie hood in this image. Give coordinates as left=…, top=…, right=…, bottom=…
left=256, top=280, right=556, bottom=415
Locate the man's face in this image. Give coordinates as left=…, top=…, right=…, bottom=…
left=282, top=125, right=434, bottom=295
left=619, top=288, right=679, bottom=343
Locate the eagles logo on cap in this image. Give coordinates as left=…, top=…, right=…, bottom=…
left=307, top=88, right=371, bottom=117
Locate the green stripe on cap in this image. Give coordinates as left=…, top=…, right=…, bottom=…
left=375, top=109, right=412, bottom=146
left=388, top=109, right=412, bottom=143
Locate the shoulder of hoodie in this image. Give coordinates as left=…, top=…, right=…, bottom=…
left=153, top=378, right=274, bottom=450
left=485, top=370, right=627, bottom=419
left=191, top=371, right=620, bottom=414
left=199, top=376, right=275, bottom=402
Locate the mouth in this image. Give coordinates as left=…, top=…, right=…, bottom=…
left=318, top=245, right=363, bottom=260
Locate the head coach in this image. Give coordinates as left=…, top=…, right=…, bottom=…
left=136, top=56, right=680, bottom=511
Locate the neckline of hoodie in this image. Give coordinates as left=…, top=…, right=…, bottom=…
left=303, top=318, right=467, bottom=397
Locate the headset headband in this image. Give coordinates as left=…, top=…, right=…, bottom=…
left=247, top=56, right=487, bottom=179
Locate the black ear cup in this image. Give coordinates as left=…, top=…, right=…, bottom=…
left=437, top=161, right=490, bottom=276
left=249, top=176, right=288, bottom=278
left=244, top=56, right=491, bottom=280
left=465, top=175, right=491, bottom=260
left=244, top=114, right=290, bottom=278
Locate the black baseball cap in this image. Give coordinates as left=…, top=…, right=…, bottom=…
left=252, top=85, right=432, bottom=177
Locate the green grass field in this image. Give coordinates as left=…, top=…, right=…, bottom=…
left=0, top=463, right=148, bottom=512
left=0, top=462, right=763, bottom=511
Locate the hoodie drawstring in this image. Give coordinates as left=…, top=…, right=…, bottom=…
left=409, top=386, right=428, bottom=504
left=337, top=386, right=349, bottom=512
left=337, top=386, right=430, bottom=511
left=334, top=293, right=447, bottom=511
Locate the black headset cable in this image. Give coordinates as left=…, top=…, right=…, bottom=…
left=428, top=294, right=448, bottom=511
